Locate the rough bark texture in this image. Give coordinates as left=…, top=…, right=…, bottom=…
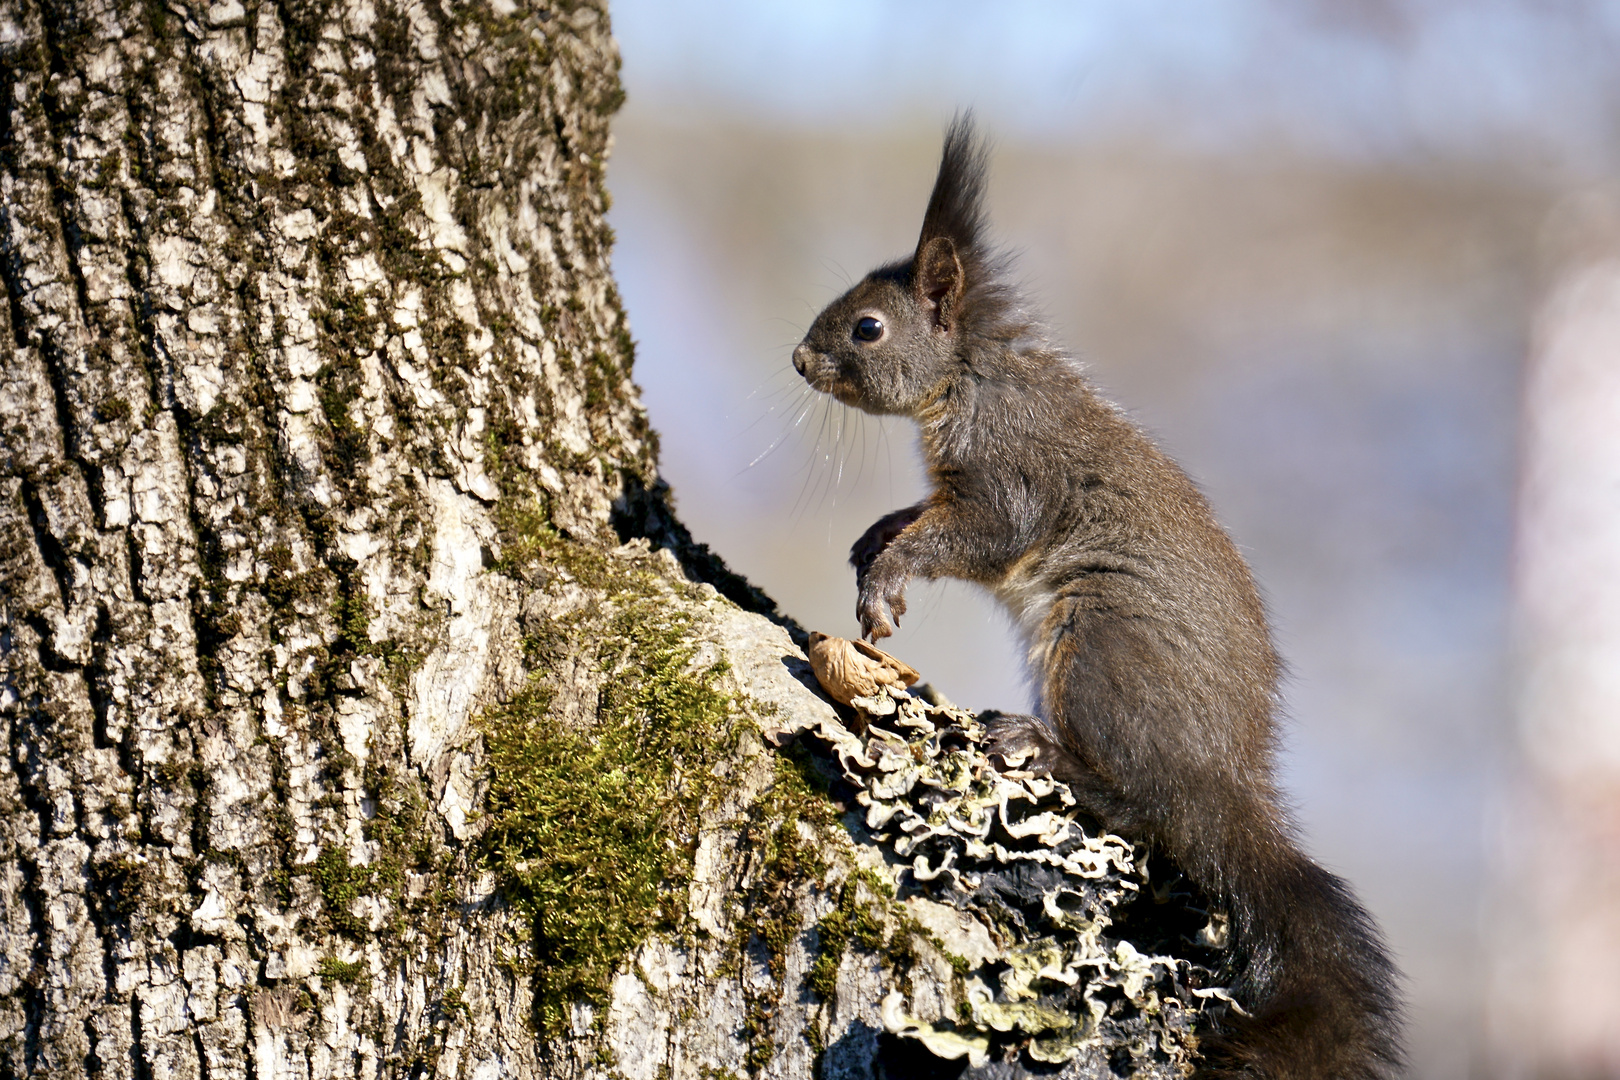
left=0, top=1, right=1212, bottom=1077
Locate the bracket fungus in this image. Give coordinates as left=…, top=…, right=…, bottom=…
left=786, top=640, right=1233, bottom=1076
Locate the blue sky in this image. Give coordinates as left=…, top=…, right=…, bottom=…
left=612, top=0, right=1620, bottom=166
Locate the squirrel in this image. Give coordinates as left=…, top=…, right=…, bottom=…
left=790, top=115, right=1403, bottom=1080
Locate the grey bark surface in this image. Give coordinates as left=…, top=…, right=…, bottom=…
left=0, top=1, right=1212, bottom=1077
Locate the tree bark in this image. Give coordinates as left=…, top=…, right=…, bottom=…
left=0, top=1, right=1210, bottom=1077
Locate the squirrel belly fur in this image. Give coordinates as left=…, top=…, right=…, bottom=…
left=791, top=115, right=1403, bottom=1080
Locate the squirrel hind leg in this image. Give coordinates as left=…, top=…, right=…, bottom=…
left=979, top=711, right=1146, bottom=833
left=979, top=710, right=1060, bottom=774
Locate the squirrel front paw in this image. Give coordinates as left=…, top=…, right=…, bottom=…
left=856, top=562, right=909, bottom=641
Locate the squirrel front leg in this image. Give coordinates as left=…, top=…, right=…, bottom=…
left=853, top=499, right=1019, bottom=640
left=850, top=504, right=930, bottom=640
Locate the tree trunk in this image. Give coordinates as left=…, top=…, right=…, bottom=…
left=0, top=1, right=1210, bottom=1077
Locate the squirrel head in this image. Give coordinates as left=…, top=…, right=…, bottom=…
left=793, top=113, right=1011, bottom=417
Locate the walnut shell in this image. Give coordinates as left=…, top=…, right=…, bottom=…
left=806, top=631, right=921, bottom=706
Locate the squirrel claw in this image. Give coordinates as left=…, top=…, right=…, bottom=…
left=861, top=622, right=892, bottom=643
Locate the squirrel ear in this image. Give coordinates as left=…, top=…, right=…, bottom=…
left=916, top=235, right=965, bottom=331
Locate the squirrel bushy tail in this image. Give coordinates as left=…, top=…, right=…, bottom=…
left=1192, top=829, right=1403, bottom=1079
left=1027, top=601, right=1404, bottom=1080
left=1016, top=668, right=1404, bottom=1080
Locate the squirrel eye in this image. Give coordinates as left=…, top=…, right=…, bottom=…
left=853, top=316, right=884, bottom=342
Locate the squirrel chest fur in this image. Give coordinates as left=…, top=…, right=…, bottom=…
left=791, top=116, right=1402, bottom=1080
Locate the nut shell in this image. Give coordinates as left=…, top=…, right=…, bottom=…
left=806, top=631, right=921, bottom=706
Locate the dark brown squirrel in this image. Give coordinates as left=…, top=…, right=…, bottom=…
left=790, top=115, right=1403, bottom=1080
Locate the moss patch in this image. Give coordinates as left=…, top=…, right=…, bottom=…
left=476, top=531, right=737, bottom=1034
left=312, top=844, right=373, bottom=937
left=315, top=956, right=366, bottom=984
left=727, top=741, right=843, bottom=1073
left=806, top=871, right=887, bottom=998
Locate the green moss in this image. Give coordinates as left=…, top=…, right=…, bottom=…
left=441, top=986, right=470, bottom=1022
left=96, top=856, right=155, bottom=919
left=262, top=544, right=325, bottom=613
left=742, top=1002, right=776, bottom=1074
left=331, top=589, right=373, bottom=653
left=151, top=759, right=191, bottom=791
left=806, top=873, right=886, bottom=998
left=726, top=749, right=843, bottom=1074
left=490, top=499, right=565, bottom=578
left=315, top=360, right=370, bottom=476
left=733, top=765, right=834, bottom=983
left=328, top=585, right=406, bottom=666
left=882, top=912, right=927, bottom=973
left=315, top=956, right=365, bottom=984
left=582, top=348, right=618, bottom=411
left=476, top=534, right=737, bottom=1035
left=312, top=844, right=373, bottom=937
left=804, top=1018, right=826, bottom=1065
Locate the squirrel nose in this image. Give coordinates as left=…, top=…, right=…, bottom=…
left=792, top=343, right=811, bottom=375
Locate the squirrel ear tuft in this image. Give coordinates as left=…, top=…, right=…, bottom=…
left=916, top=236, right=965, bottom=330
left=915, top=111, right=989, bottom=270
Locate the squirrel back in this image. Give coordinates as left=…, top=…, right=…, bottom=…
left=792, top=115, right=1403, bottom=1080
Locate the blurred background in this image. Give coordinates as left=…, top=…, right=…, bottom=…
left=601, top=3, right=1620, bottom=1077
